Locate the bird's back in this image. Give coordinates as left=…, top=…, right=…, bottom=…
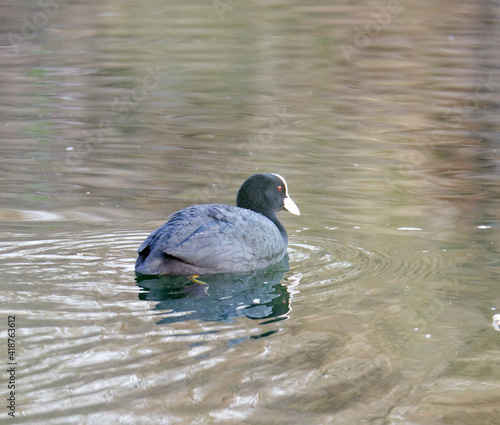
left=135, top=204, right=286, bottom=275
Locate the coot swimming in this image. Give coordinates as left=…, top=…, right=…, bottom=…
left=135, top=173, right=300, bottom=275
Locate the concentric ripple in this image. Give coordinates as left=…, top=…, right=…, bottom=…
left=1, top=229, right=299, bottom=423
left=288, top=228, right=451, bottom=285
left=0, top=223, right=495, bottom=424
left=0, top=230, right=142, bottom=281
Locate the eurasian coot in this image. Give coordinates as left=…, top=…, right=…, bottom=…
left=135, top=173, right=300, bottom=275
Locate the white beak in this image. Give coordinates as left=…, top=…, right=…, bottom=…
left=283, top=196, right=300, bottom=216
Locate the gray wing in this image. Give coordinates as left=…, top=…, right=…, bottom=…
left=139, top=204, right=285, bottom=272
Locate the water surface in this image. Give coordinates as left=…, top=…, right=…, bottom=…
left=1, top=0, right=500, bottom=424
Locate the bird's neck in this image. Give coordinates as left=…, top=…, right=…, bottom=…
left=266, top=212, right=288, bottom=245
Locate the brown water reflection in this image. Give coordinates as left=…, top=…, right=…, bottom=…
left=1, top=0, right=500, bottom=424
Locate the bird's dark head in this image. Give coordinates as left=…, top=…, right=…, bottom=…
left=236, top=173, right=300, bottom=218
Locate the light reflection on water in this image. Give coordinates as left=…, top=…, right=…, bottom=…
left=1, top=221, right=499, bottom=423
left=1, top=0, right=500, bottom=423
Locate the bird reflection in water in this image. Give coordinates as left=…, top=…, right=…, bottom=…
left=136, top=256, right=292, bottom=325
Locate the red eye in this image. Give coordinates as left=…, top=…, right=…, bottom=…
left=278, top=186, right=282, bottom=192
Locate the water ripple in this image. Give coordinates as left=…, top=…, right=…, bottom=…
left=288, top=229, right=450, bottom=284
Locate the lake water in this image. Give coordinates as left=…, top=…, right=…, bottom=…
left=1, top=0, right=500, bottom=424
